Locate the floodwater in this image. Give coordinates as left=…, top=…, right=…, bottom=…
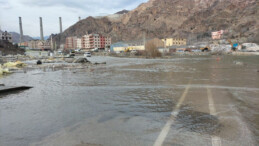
left=0, top=56, right=259, bottom=146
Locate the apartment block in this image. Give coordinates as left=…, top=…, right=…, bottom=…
left=65, top=37, right=77, bottom=49
left=76, top=38, right=82, bottom=49
left=75, top=34, right=111, bottom=50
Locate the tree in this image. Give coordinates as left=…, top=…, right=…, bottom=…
left=145, top=40, right=161, bottom=58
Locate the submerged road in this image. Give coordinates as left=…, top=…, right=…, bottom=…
left=0, top=56, right=259, bottom=146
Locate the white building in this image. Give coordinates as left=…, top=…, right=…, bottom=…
left=0, top=31, right=12, bottom=43
left=77, top=38, right=82, bottom=49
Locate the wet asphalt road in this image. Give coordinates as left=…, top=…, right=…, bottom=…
left=0, top=56, right=259, bottom=146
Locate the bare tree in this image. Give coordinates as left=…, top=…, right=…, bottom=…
left=145, top=40, right=161, bottom=58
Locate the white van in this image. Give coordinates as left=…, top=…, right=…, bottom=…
left=84, top=52, right=91, bottom=57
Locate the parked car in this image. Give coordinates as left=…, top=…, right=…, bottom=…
left=75, top=49, right=81, bottom=52
left=84, top=52, right=91, bottom=57
left=69, top=50, right=76, bottom=57
left=130, top=50, right=138, bottom=54
left=91, top=48, right=99, bottom=52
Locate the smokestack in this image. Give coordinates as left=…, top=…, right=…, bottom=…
left=79, top=17, right=81, bottom=21
left=59, top=17, right=62, bottom=33
left=39, top=17, right=44, bottom=41
left=19, top=17, right=24, bottom=43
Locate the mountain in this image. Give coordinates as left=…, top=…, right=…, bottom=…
left=53, top=0, right=259, bottom=46
left=32, top=36, right=50, bottom=40
left=115, top=9, right=129, bottom=14
left=9, top=32, right=34, bottom=43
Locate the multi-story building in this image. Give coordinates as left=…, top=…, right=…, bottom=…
left=28, top=40, right=40, bottom=49
left=77, top=34, right=111, bottom=50
left=67, top=34, right=111, bottom=50
left=0, top=31, right=12, bottom=43
left=65, top=37, right=77, bottom=49
left=76, top=38, right=82, bottom=49
left=162, top=38, right=187, bottom=47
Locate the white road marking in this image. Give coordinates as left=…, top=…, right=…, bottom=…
left=153, top=81, right=192, bottom=146
left=207, top=88, right=222, bottom=146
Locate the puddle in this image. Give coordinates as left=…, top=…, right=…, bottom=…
left=176, top=110, right=222, bottom=135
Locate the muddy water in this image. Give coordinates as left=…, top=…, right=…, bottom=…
left=0, top=56, right=259, bottom=146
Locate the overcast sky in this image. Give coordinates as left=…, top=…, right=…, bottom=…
left=0, top=0, right=148, bottom=37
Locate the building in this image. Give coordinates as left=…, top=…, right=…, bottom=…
left=76, top=38, right=82, bottom=49
left=211, top=30, right=227, bottom=40
left=18, top=42, right=28, bottom=49
left=37, top=41, right=51, bottom=50
left=110, top=42, right=129, bottom=52
left=0, top=31, right=12, bottom=43
left=65, top=37, right=77, bottom=49
left=113, top=45, right=145, bottom=52
left=81, top=34, right=111, bottom=50
left=28, top=40, right=41, bottom=49
left=67, top=34, right=111, bottom=50
left=162, top=38, right=187, bottom=47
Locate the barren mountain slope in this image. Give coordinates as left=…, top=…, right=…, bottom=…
left=53, top=0, right=259, bottom=46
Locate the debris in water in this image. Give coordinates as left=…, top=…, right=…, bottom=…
left=3, top=61, right=26, bottom=68
left=73, top=58, right=90, bottom=63
left=233, top=61, right=244, bottom=66
left=94, top=62, right=106, bottom=65
left=37, top=60, right=42, bottom=65
left=0, top=86, right=33, bottom=95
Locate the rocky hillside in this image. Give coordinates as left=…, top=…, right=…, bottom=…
left=115, top=10, right=129, bottom=14
left=53, top=0, right=259, bottom=46
left=0, top=40, right=25, bottom=55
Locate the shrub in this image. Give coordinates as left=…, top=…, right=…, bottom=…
left=145, top=41, right=161, bottom=58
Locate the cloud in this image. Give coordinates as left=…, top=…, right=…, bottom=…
left=0, top=0, right=148, bottom=37
left=0, top=1, right=12, bottom=9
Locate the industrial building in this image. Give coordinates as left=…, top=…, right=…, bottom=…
left=113, top=45, right=145, bottom=52
left=110, top=42, right=129, bottom=52
left=37, top=41, right=51, bottom=50
left=28, top=40, right=40, bottom=49
left=19, top=40, right=51, bottom=50
left=0, top=31, right=12, bottom=43
left=162, top=38, right=187, bottom=47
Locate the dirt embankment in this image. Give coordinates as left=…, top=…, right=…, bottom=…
left=0, top=40, right=25, bottom=56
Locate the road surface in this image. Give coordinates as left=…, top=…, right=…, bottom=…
left=0, top=56, right=258, bottom=146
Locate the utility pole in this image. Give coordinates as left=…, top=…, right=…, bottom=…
left=143, top=31, right=146, bottom=50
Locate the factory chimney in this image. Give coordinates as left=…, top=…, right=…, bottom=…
left=79, top=17, right=81, bottom=21
left=39, top=17, right=44, bottom=41
left=19, top=17, right=24, bottom=43
left=59, top=17, right=62, bottom=33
